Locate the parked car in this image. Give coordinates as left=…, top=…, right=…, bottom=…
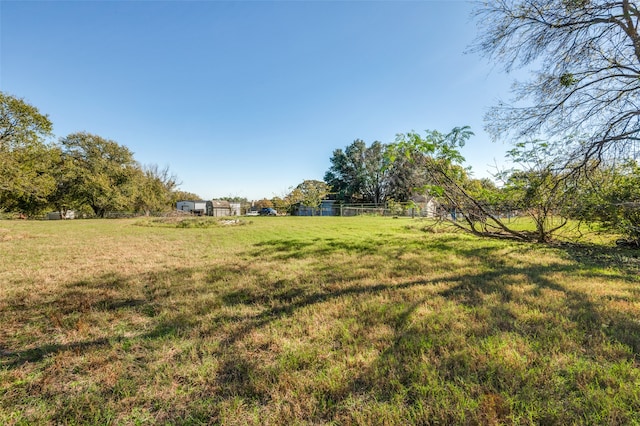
left=259, top=207, right=277, bottom=216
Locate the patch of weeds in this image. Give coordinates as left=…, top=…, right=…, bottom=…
left=135, top=217, right=250, bottom=229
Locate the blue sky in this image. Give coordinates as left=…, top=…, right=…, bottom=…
left=1, top=0, right=518, bottom=200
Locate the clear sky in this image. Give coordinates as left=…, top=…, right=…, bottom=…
left=1, top=0, right=519, bottom=201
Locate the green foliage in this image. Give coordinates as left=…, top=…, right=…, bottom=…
left=0, top=144, right=60, bottom=216
left=498, top=139, right=583, bottom=242
left=170, top=190, right=203, bottom=205
left=271, top=196, right=291, bottom=215
left=559, top=73, right=577, bottom=87
left=388, top=126, right=473, bottom=199
left=325, top=139, right=388, bottom=203
left=386, top=127, right=579, bottom=242
left=324, top=139, right=427, bottom=204
left=133, top=164, right=179, bottom=215
left=59, top=132, right=141, bottom=217
left=562, top=0, right=590, bottom=11
left=0, top=93, right=194, bottom=217
left=389, top=126, right=471, bottom=165
left=0, top=92, right=52, bottom=150
left=463, top=178, right=503, bottom=211
left=254, top=198, right=274, bottom=209
left=292, top=179, right=330, bottom=208
left=386, top=199, right=405, bottom=216
left=0, top=92, right=56, bottom=216
left=570, top=161, right=640, bottom=245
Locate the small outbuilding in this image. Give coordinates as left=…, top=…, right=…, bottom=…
left=410, top=195, right=437, bottom=218
left=210, top=200, right=242, bottom=217
left=176, top=200, right=212, bottom=216
left=47, top=210, right=76, bottom=220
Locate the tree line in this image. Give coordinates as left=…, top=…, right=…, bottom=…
left=0, top=92, right=198, bottom=218
left=317, top=126, right=639, bottom=245
left=3, top=90, right=638, bottom=244
left=4, top=1, right=640, bottom=244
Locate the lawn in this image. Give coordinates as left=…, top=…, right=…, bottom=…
left=1, top=216, right=639, bottom=425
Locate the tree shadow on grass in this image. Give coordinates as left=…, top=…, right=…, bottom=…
left=432, top=239, right=640, bottom=353
left=246, top=234, right=640, bottom=365
left=0, top=266, right=218, bottom=368
left=2, top=232, right=640, bottom=424
left=558, top=242, right=640, bottom=278
left=241, top=234, right=640, bottom=423
left=1, top=303, right=196, bottom=368
left=312, top=240, right=640, bottom=424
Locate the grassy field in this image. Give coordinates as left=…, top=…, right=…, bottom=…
left=1, top=216, right=639, bottom=425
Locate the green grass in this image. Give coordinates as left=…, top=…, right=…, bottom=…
left=1, top=217, right=639, bottom=425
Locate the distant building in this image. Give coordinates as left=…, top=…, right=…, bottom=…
left=229, top=202, right=242, bottom=216
left=211, top=200, right=241, bottom=217
left=47, top=210, right=75, bottom=220
left=176, top=200, right=211, bottom=216
left=176, top=200, right=241, bottom=217
left=410, top=195, right=437, bottom=218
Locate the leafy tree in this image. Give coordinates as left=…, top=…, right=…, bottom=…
left=0, top=92, right=56, bottom=215
left=133, top=164, right=179, bottom=215
left=272, top=194, right=300, bottom=215
left=0, top=92, right=52, bottom=150
left=389, top=126, right=543, bottom=241
left=254, top=199, right=274, bottom=209
left=570, top=161, right=640, bottom=245
left=462, top=177, right=505, bottom=216
left=360, top=141, right=389, bottom=204
left=0, top=144, right=60, bottom=216
left=270, top=196, right=287, bottom=214
left=48, top=148, right=82, bottom=218
left=171, top=190, right=203, bottom=204
left=325, top=140, right=392, bottom=203
left=278, top=186, right=317, bottom=215
left=325, top=139, right=368, bottom=202
left=325, top=139, right=429, bottom=204
left=60, top=132, right=139, bottom=217
left=472, top=0, right=640, bottom=170
left=495, top=140, right=584, bottom=242
left=291, top=180, right=330, bottom=215
left=219, top=195, right=249, bottom=204
left=384, top=143, right=430, bottom=202
left=0, top=93, right=190, bottom=218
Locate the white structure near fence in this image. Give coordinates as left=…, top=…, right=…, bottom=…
left=411, top=195, right=437, bottom=218
left=47, top=210, right=76, bottom=220
left=211, top=200, right=242, bottom=217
